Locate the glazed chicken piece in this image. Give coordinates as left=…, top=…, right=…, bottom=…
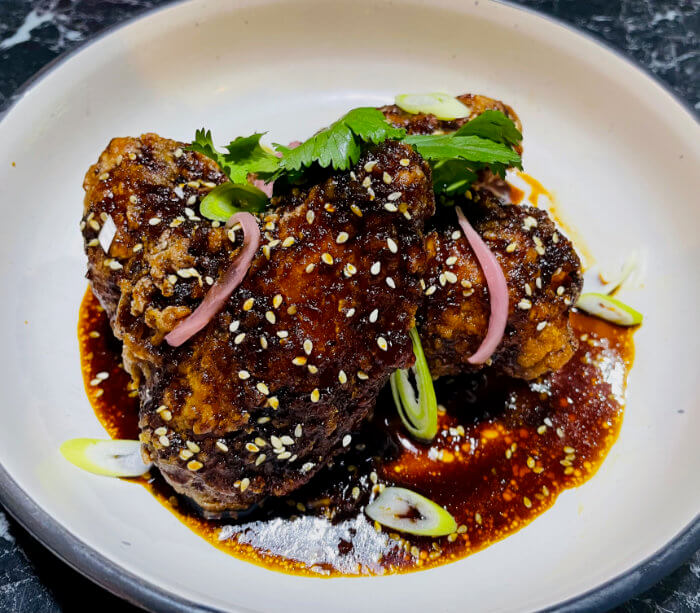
left=421, top=191, right=582, bottom=379
left=82, top=134, right=434, bottom=514
left=383, top=94, right=582, bottom=379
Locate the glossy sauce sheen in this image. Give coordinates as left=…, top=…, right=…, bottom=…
left=79, top=288, right=635, bottom=576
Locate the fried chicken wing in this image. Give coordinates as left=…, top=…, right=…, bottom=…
left=82, top=134, right=434, bottom=514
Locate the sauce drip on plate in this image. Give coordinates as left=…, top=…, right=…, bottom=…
left=79, top=288, right=635, bottom=576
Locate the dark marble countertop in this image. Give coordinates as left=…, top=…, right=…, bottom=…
left=0, top=1, right=698, bottom=611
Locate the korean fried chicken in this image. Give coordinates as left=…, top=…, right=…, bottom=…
left=382, top=94, right=582, bottom=379
left=82, top=134, right=435, bottom=514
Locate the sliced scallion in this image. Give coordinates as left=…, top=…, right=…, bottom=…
left=395, top=92, right=471, bottom=121
left=60, top=438, right=152, bottom=477
left=575, top=293, right=643, bottom=326
left=365, top=486, right=457, bottom=537
left=390, top=328, right=438, bottom=442
left=199, top=182, right=268, bottom=222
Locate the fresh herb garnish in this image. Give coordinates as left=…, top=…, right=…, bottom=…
left=454, top=109, right=522, bottom=147
left=274, top=107, right=406, bottom=174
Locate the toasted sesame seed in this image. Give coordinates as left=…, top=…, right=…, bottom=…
left=186, top=441, right=200, bottom=453
left=556, top=427, right=565, bottom=438
left=536, top=277, right=543, bottom=289
left=425, top=285, right=437, bottom=296
left=132, top=243, right=143, bottom=253
left=310, top=389, right=320, bottom=402
left=254, top=454, right=266, bottom=466
left=370, top=261, right=381, bottom=275
left=552, top=232, right=559, bottom=243
left=277, top=330, right=289, bottom=339
left=229, top=320, right=240, bottom=333
left=179, top=449, right=193, bottom=461
left=537, top=321, right=548, bottom=331
left=238, top=370, right=250, bottom=380
left=216, top=441, right=229, bottom=452
left=451, top=230, right=461, bottom=240
left=387, top=238, right=398, bottom=253
left=301, top=462, right=315, bottom=473
left=350, top=204, right=363, bottom=217
left=246, top=443, right=259, bottom=453
left=377, top=337, right=388, bottom=351
left=260, top=335, right=268, bottom=349
left=321, top=253, right=333, bottom=265
left=357, top=370, right=369, bottom=380
left=324, top=202, right=335, bottom=212
left=386, top=277, right=396, bottom=288
left=506, top=242, right=517, bottom=253
left=364, top=161, right=377, bottom=172
left=399, top=158, right=410, bottom=166
left=305, top=263, right=316, bottom=273
left=294, top=424, right=303, bottom=438
left=362, top=176, right=372, bottom=188
left=270, top=436, right=282, bottom=449
left=563, top=446, right=575, bottom=454
left=523, top=216, right=538, bottom=230
left=387, top=191, right=402, bottom=201
left=306, top=210, right=315, bottom=224
left=537, top=425, right=547, bottom=435
left=338, top=370, right=348, bottom=384
left=243, top=298, right=255, bottom=311
left=254, top=437, right=267, bottom=448
left=344, top=263, right=357, bottom=277
left=369, top=309, right=378, bottom=323
left=268, top=396, right=279, bottom=410
left=525, top=283, right=532, bottom=296
left=292, top=356, right=307, bottom=366
left=129, top=194, right=138, bottom=204
left=444, top=271, right=458, bottom=284
left=278, top=451, right=292, bottom=460
left=265, top=311, right=276, bottom=324
left=336, top=231, right=349, bottom=244
left=523, top=496, right=532, bottom=508
left=303, top=340, right=313, bottom=355
left=240, top=478, right=250, bottom=492
left=187, top=460, right=203, bottom=472
left=234, top=333, right=246, bottom=344
left=446, top=256, right=458, bottom=266
left=280, top=435, right=294, bottom=446
left=346, top=308, right=356, bottom=317
left=383, top=172, right=392, bottom=184
left=518, top=299, right=533, bottom=310
left=256, top=382, right=270, bottom=396
left=307, top=364, right=318, bottom=374
left=342, top=434, right=352, bottom=447
left=148, top=217, right=161, bottom=226
left=556, top=286, right=565, bottom=296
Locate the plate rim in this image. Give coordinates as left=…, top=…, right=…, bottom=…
left=0, top=0, right=697, bottom=611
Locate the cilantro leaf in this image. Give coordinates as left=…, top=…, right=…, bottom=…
left=454, top=110, right=522, bottom=147
left=188, top=129, right=279, bottom=184
left=431, top=160, right=480, bottom=195
left=403, top=133, right=521, bottom=166
left=276, top=108, right=405, bottom=174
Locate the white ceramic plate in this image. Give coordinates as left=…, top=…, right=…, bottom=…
left=0, top=1, right=698, bottom=611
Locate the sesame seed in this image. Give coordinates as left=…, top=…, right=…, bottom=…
left=338, top=370, right=347, bottom=384
left=246, top=443, right=259, bottom=453
left=357, top=370, right=369, bottom=380
left=260, top=335, right=268, bottom=349
left=362, top=176, right=372, bottom=188
left=87, top=238, right=100, bottom=247
left=243, top=298, right=255, bottom=311
left=240, top=478, right=250, bottom=492
left=387, top=238, right=398, bottom=253
left=552, top=232, right=559, bottom=243
left=238, top=370, right=250, bottom=380
left=518, top=299, right=533, bottom=310
left=255, top=454, right=266, bottom=466
left=310, top=389, right=320, bottom=402
left=537, top=321, right=548, bottom=331
left=254, top=437, right=267, bottom=447
left=154, top=426, right=167, bottom=436
left=265, top=311, right=276, bottom=324
left=439, top=273, right=446, bottom=286
left=160, top=410, right=173, bottom=422
left=399, top=158, right=410, bottom=166
left=179, top=449, right=193, bottom=461
left=523, top=216, right=538, bottom=230
left=556, top=427, right=565, bottom=438
left=280, top=435, right=294, bottom=446
left=129, top=194, right=138, bottom=204
left=256, top=382, right=270, bottom=396
left=307, top=364, right=318, bottom=374
left=364, top=161, right=377, bottom=172
left=268, top=396, right=279, bottom=410
left=344, top=263, right=357, bottom=277
left=303, top=340, right=313, bottom=355
left=342, top=434, right=352, bottom=447
left=270, top=436, right=283, bottom=449
left=301, top=462, right=315, bottom=473
left=295, top=424, right=303, bottom=437
left=387, top=191, right=402, bottom=201
left=324, top=203, right=335, bottom=212
left=280, top=236, right=294, bottom=248
left=425, top=285, right=437, bottom=296
left=336, top=232, right=349, bottom=244
left=370, top=261, right=381, bottom=275
left=382, top=172, right=392, bottom=184
left=278, top=451, right=292, bottom=460
left=257, top=417, right=270, bottom=425
left=277, top=330, right=289, bottom=338
left=526, top=456, right=536, bottom=469
left=321, top=253, right=334, bottom=265
left=132, top=243, right=143, bottom=253
left=346, top=308, right=356, bottom=317
left=272, top=294, right=283, bottom=309
left=148, top=217, right=161, bottom=226
left=451, top=230, right=461, bottom=240
left=350, top=204, right=363, bottom=217
left=446, top=256, right=458, bottom=266
left=229, top=320, right=240, bottom=333
left=234, top=333, right=246, bottom=344
left=292, top=356, right=307, bottom=366
left=506, top=242, right=517, bottom=253
left=386, top=277, right=396, bottom=288
left=377, top=337, right=388, bottom=351
left=187, top=460, right=203, bottom=472
left=306, top=210, right=315, bottom=224
left=187, top=195, right=197, bottom=206
left=564, top=446, right=575, bottom=454
left=556, top=286, right=565, bottom=296
left=216, top=441, right=229, bottom=452
left=369, top=309, right=378, bottom=323
left=536, top=277, right=543, bottom=289
left=187, top=441, right=201, bottom=453
left=305, top=263, right=316, bottom=273
left=537, top=425, right=547, bottom=435
left=444, top=271, right=458, bottom=284
left=523, top=496, right=532, bottom=508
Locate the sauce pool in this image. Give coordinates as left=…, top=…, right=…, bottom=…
left=79, top=288, right=635, bottom=576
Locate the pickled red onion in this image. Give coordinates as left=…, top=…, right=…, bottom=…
left=455, top=206, right=509, bottom=364
left=165, top=212, right=261, bottom=347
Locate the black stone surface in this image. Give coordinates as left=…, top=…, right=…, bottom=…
left=0, top=1, right=698, bottom=611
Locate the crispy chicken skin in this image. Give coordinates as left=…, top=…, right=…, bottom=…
left=82, top=134, right=434, bottom=514
left=382, top=94, right=582, bottom=379
left=421, top=192, right=582, bottom=379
